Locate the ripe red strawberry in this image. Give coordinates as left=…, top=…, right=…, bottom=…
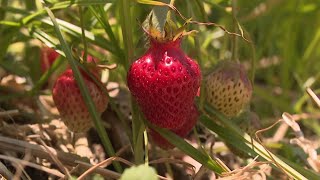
left=52, top=69, right=108, bottom=132
left=127, top=38, right=201, bottom=129
left=149, top=105, right=199, bottom=149
left=205, top=60, right=252, bottom=117
left=40, top=47, right=60, bottom=73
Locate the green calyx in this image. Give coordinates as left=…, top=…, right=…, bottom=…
left=146, top=11, right=197, bottom=43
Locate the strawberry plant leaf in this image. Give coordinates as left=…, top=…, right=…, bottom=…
left=142, top=0, right=170, bottom=32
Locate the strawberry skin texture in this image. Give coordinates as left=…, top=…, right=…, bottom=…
left=149, top=105, right=199, bottom=149
left=127, top=39, right=201, bottom=129
left=40, top=47, right=60, bottom=73
left=52, top=69, right=108, bottom=132
left=206, top=61, right=252, bottom=117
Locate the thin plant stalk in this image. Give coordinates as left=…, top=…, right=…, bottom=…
left=119, top=0, right=145, bottom=164
left=79, top=6, right=88, bottom=61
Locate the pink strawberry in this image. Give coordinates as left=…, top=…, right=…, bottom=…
left=40, top=47, right=60, bottom=73
left=52, top=69, right=108, bottom=132
left=127, top=38, right=201, bottom=129
left=149, top=105, right=199, bottom=149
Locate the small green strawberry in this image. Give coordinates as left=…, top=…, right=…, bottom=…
left=205, top=60, right=252, bottom=117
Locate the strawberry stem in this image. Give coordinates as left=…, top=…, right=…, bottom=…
left=119, top=0, right=145, bottom=165
left=231, top=0, right=238, bottom=61
left=79, top=6, right=88, bottom=62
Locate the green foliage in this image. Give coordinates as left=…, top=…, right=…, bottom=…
left=150, top=122, right=226, bottom=174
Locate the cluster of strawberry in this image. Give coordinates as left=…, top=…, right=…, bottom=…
left=44, top=23, right=252, bottom=150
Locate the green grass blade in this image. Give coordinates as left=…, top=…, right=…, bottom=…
left=150, top=124, right=226, bottom=174
left=22, top=0, right=114, bottom=24
left=200, top=115, right=255, bottom=156
left=119, top=0, right=145, bottom=165
left=119, top=0, right=134, bottom=69
left=3, top=5, right=123, bottom=59
left=79, top=6, right=88, bottom=61
left=39, top=17, right=121, bottom=58
left=0, top=21, right=20, bottom=26
left=43, top=4, right=122, bottom=172
left=30, top=29, right=61, bottom=53
left=136, top=0, right=168, bottom=6
left=201, top=102, right=316, bottom=180
left=88, top=5, right=125, bottom=64
left=29, top=56, right=64, bottom=96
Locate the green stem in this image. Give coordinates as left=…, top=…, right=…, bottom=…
left=131, top=101, right=145, bottom=164
left=79, top=6, right=88, bottom=61
left=249, top=42, right=256, bottom=84
left=29, top=56, right=64, bottom=96
left=119, top=0, right=145, bottom=164
left=119, top=0, right=134, bottom=68
left=188, top=0, right=206, bottom=110
left=44, top=5, right=122, bottom=172
left=88, top=5, right=126, bottom=66
left=231, top=0, right=238, bottom=61
left=234, top=23, right=256, bottom=85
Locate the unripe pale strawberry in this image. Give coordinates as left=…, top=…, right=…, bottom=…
left=127, top=38, right=201, bottom=129
left=205, top=61, right=252, bottom=117
left=52, top=69, right=108, bottom=132
left=149, top=105, right=199, bottom=149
